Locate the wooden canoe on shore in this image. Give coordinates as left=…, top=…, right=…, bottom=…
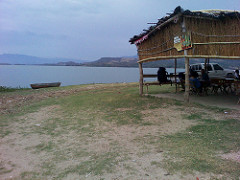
left=30, top=82, right=61, bottom=89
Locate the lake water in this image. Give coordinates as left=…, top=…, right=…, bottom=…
left=0, top=65, right=184, bottom=88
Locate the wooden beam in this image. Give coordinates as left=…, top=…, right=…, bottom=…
left=184, top=57, right=190, bottom=103
left=147, top=13, right=181, bottom=37
left=137, top=55, right=240, bottom=63
left=175, top=58, right=177, bottom=93
left=204, top=58, right=207, bottom=71
left=183, top=15, right=219, bottom=21
left=139, top=62, right=143, bottom=96
left=143, top=74, right=177, bottom=78
left=194, top=42, right=240, bottom=45
left=143, top=74, right=158, bottom=78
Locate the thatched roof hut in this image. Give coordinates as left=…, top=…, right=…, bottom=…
left=129, top=6, right=240, bottom=101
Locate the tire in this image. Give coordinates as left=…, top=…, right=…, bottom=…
left=226, top=73, right=234, bottom=78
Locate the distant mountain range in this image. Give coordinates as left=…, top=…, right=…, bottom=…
left=85, top=57, right=240, bottom=69
left=0, top=53, right=239, bottom=69
left=83, top=57, right=138, bottom=67
left=0, top=54, right=85, bottom=65
left=0, top=53, right=139, bottom=67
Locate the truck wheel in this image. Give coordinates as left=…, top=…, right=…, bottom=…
left=226, top=73, right=234, bottom=78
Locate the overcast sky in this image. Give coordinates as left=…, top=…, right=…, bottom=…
left=0, top=0, right=239, bottom=61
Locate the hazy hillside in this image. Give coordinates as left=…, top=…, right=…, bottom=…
left=1, top=54, right=239, bottom=69
left=0, top=54, right=85, bottom=65
left=83, top=57, right=138, bottom=67
left=83, top=57, right=240, bottom=69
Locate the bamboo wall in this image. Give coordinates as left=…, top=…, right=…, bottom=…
left=137, top=19, right=183, bottom=60
left=186, top=17, right=240, bottom=56
left=137, top=15, right=240, bottom=60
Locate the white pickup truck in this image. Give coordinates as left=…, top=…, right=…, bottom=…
left=190, top=63, right=235, bottom=79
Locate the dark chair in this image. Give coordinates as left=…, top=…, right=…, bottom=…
left=235, top=82, right=240, bottom=104
left=190, top=79, right=201, bottom=95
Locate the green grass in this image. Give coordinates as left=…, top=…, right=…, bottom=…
left=34, top=141, right=56, bottom=153
left=146, top=84, right=176, bottom=94
left=193, top=102, right=230, bottom=113
left=0, top=114, right=18, bottom=137
left=157, top=118, right=240, bottom=178
left=55, top=86, right=169, bottom=126
left=57, top=152, right=120, bottom=178
left=186, top=113, right=202, bottom=120
left=0, top=86, right=28, bottom=92
left=1, top=83, right=239, bottom=179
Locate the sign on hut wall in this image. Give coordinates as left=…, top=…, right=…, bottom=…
left=174, top=32, right=192, bottom=51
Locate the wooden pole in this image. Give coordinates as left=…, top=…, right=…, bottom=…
left=194, top=42, right=240, bottom=45
left=174, top=58, right=177, bottom=93
left=204, top=58, right=207, bottom=71
left=138, top=55, right=240, bottom=64
left=182, top=17, right=190, bottom=103
left=206, top=58, right=210, bottom=74
left=139, top=62, right=143, bottom=96
left=184, top=57, right=190, bottom=103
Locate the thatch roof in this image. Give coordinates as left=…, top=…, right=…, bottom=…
left=129, top=6, right=240, bottom=45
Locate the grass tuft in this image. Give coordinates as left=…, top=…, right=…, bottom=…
left=0, top=86, right=28, bottom=92
left=159, top=119, right=240, bottom=177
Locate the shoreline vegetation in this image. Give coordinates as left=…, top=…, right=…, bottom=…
left=0, top=83, right=239, bottom=179
left=0, top=86, right=28, bottom=92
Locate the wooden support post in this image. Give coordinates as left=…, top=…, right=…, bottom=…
left=182, top=17, right=190, bottom=103
left=205, top=58, right=210, bottom=74
left=184, top=57, right=190, bottom=103
left=139, top=62, right=143, bottom=96
left=204, top=58, right=207, bottom=71
left=174, top=58, right=177, bottom=93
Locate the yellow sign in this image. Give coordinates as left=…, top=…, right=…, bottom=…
left=174, top=33, right=192, bottom=51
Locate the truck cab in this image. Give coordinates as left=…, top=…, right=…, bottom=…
left=190, top=63, right=234, bottom=79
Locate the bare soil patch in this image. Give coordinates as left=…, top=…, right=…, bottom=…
left=0, top=105, right=62, bottom=179
left=221, top=151, right=240, bottom=163
left=141, top=106, right=198, bottom=135
left=0, top=84, right=239, bottom=179
left=0, top=102, right=201, bottom=179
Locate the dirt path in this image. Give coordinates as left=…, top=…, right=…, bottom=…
left=152, top=93, right=240, bottom=110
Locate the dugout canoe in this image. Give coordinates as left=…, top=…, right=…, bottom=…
left=30, top=82, right=61, bottom=89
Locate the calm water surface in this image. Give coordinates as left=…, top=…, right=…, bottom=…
left=0, top=65, right=184, bottom=88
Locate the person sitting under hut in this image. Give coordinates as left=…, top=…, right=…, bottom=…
left=200, top=69, right=210, bottom=87
left=190, top=68, right=199, bottom=78
left=234, top=69, right=240, bottom=80
left=178, top=72, right=185, bottom=90
left=190, top=73, right=202, bottom=94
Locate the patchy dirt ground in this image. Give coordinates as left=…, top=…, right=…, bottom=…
left=0, top=84, right=131, bottom=114
left=0, top=84, right=239, bottom=179
left=0, top=105, right=205, bottom=179
left=153, top=93, right=240, bottom=111
left=221, top=151, right=240, bottom=163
